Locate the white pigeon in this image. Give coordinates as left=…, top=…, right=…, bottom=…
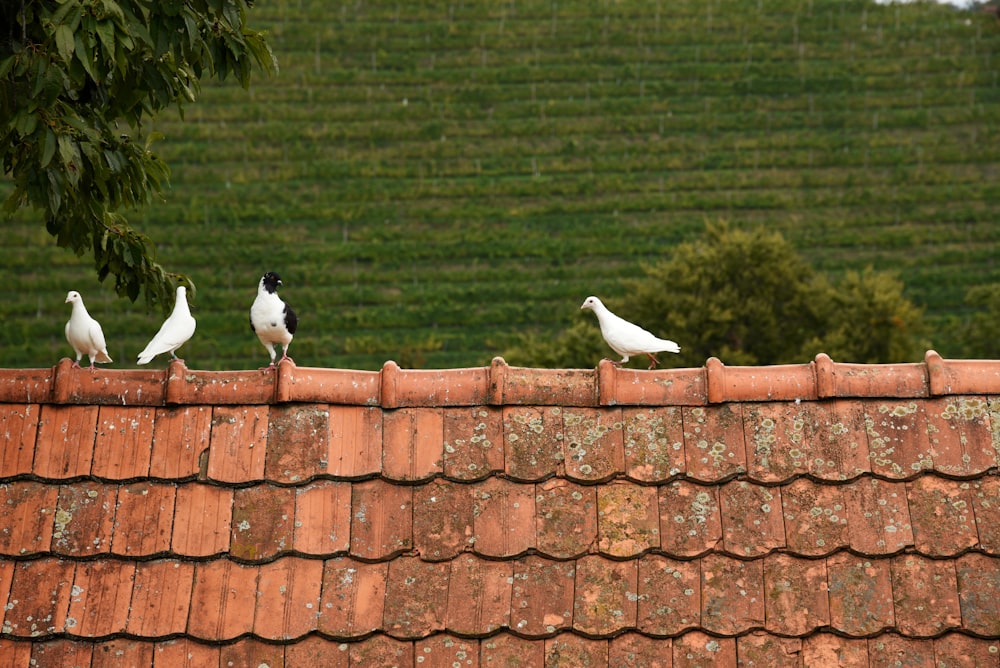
left=250, top=271, right=298, bottom=368
left=137, top=285, right=197, bottom=365
left=64, top=290, right=113, bottom=369
left=581, top=295, right=680, bottom=369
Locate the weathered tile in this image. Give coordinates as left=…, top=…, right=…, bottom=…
left=657, top=480, right=722, bottom=558
left=906, top=476, right=978, bottom=556
left=737, top=633, right=804, bottom=667
left=972, top=477, right=1000, bottom=554
left=3, top=558, right=73, bottom=636
left=383, top=364, right=490, bottom=408
left=347, top=631, right=413, bottom=667
left=349, top=479, right=413, bottom=560
left=780, top=477, right=849, bottom=556
left=0, top=481, right=58, bottom=556
left=90, top=639, right=154, bottom=668
left=171, top=483, right=233, bottom=557
left=149, top=405, right=211, bottom=479
left=231, top=484, right=296, bottom=561
left=293, top=480, right=352, bottom=556
left=445, top=554, right=511, bottom=636
left=502, top=406, right=564, bottom=481
left=413, top=479, right=474, bottom=561
left=327, top=405, right=383, bottom=477
left=535, top=479, right=597, bottom=559
left=383, top=556, right=450, bottom=639
left=153, top=639, right=221, bottom=667
left=925, top=396, right=997, bottom=477
left=863, top=399, right=932, bottom=479
left=414, top=635, right=481, bottom=668
left=955, top=553, right=1000, bottom=637
left=265, top=403, right=330, bottom=484
left=66, top=560, right=135, bottom=637
left=700, top=553, right=764, bottom=636
left=382, top=407, right=444, bottom=481
left=495, top=364, right=597, bottom=407
left=52, top=482, right=115, bottom=556
left=545, top=635, right=608, bottom=667
left=27, top=640, right=93, bottom=667
left=622, top=406, right=685, bottom=482
left=636, top=554, right=700, bottom=636
left=934, top=634, right=1000, bottom=668
left=442, top=406, right=504, bottom=480
left=0, top=405, right=39, bottom=477
left=480, top=634, right=545, bottom=667
left=283, top=636, right=350, bottom=667
left=219, top=638, right=284, bottom=668
left=125, top=560, right=194, bottom=637
left=560, top=407, right=625, bottom=482
left=719, top=480, right=785, bottom=557
left=802, top=634, right=870, bottom=667
left=762, top=553, right=830, bottom=636
left=891, top=554, right=962, bottom=637
left=91, top=406, right=155, bottom=479
left=254, top=557, right=323, bottom=640
left=111, top=482, right=176, bottom=556
left=682, top=404, right=747, bottom=482
left=867, top=635, right=936, bottom=667
left=672, top=631, right=737, bottom=667
left=471, top=477, right=535, bottom=558
left=206, top=405, right=269, bottom=483
left=318, top=557, right=388, bottom=638
left=826, top=553, right=895, bottom=636
left=573, top=556, right=637, bottom=636
left=509, top=556, right=576, bottom=636
left=188, top=559, right=259, bottom=640
left=843, top=477, right=913, bottom=555
left=609, top=633, right=672, bottom=668
left=597, top=481, right=660, bottom=557
left=34, top=404, right=98, bottom=479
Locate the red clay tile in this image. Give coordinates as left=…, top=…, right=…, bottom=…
left=25, top=640, right=93, bottom=667
left=0, top=405, right=39, bottom=477
left=265, top=403, right=330, bottom=484
left=219, top=638, right=285, bottom=668
left=955, top=553, right=1000, bottom=637
left=66, top=560, right=135, bottom=637
left=892, top=554, right=962, bottom=637
left=671, top=631, right=737, bottom=667
left=471, top=477, right=536, bottom=558
left=293, top=480, right=352, bottom=556
left=188, top=559, right=258, bottom=640
left=3, top=558, right=73, bottom=636
left=636, top=554, right=700, bottom=636
left=826, top=553, right=895, bottom=636
left=719, top=480, right=785, bottom=557
left=573, top=555, right=637, bottom=636
left=762, top=553, right=830, bottom=636
left=510, top=556, right=576, bottom=636
left=599, top=359, right=708, bottom=407
left=597, top=481, right=659, bottom=557
left=441, top=406, right=504, bottom=480
left=350, top=479, right=413, bottom=560
left=206, top=405, right=269, bottom=483
left=348, top=634, right=414, bottom=668
left=801, top=634, right=870, bottom=668
left=0, top=367, right=52, bottom=404
left=327, top=405, right=383, bottom=478
left=254, top=557, right=323, bottom=640
left=382, top=407, right=444, bottom=481
left=153, top=639, right=221, bottom=667
left=864, top=399, right=933, bottom=479
left=545, top=635, right=608, bottom=666
left=414, top=635, right=480, bottom=668
left=609, top=633, right=672, bottom=668
left=780, top=477, right=849, bottom=556
left=815, top=353, right=929, bottom=398
left=413, top=479, right=474, bottom=561
left=0, top=481, right=57, bottom=556
left=53, top=366, right=165, bottom=406
left=34, top=404, right=98, bottom=479
left=383, top=555, right=450, bottom=639
left=445, top=554, right=512, bottom=636
left=52, top=482, right=115, bottom=556
left=480, top=633, right=545, bottom=666
left=149, top=405, right=211, bottom=479
left=867, top=635, right=936, bottom=667
left=283, top=635, right=350, bottom=667
left=843, top=477, right=914, bottom=555
left=493, top=360, right=597, bottom=406
left=171, top=483, right=232, bottom=557
left=926, top=351, right=1000, bottom=396
left=231, top=484, right=296, bottom=561
left=924, top=396, right=997, bottom=476
left=906, top=476, right=978, bottom=556
left=503, top=406, right=565, bottom=481
left=682, top=404, right=747, bottom=482
left=91, top=406, right=155, bottom=479
left=382, top=362, right=490, bottom=408
left=933, top=633, right=1000, bottom=667
left=699, top=553, right=764, bottom=635
left=276, top=365, right=380, bottom=406
left=110, top=482, right=175, bottom=557
left=535, top=479, right=597, bottom=559
left=561, top=407, right=625, bottom=482
left=972, top=477, right=1000, bottom=555
left=126, top=560, right=194, bottom=637
left=0, top=639, right=32, bottom=666
left=738, top=633, right=803, bottom=667
left=657, top=480, right=723, bottom=558
left=318, top=557, right=388, bottom=638
left=622, top=406, right=685, bottom=482
left=707, top=358, right=818, bottom=403
left=167, top=368, right=275, bottom=405
left=90, top=639, right=153, bottom=668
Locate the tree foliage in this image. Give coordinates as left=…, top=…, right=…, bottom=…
left=945, top=284, right=1000, bottom=359
left=1, top=0, right=276, bottom=310
left=505, top=222, right=927, bottom=368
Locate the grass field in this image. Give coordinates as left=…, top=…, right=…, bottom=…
left=2, top=0, right=999, bottom=370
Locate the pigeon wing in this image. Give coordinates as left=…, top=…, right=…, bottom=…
left=137, top=314, right=195, bottom=364
left=88, top=319, right=113, bottom=363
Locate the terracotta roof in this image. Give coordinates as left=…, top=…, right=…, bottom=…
left=1, top=351, right=999, bottom=666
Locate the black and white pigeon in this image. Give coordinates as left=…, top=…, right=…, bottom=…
left=64, top=290, right=113, bottom=369
left=137, top=285, right=196, bottom=365
left=250, top=271, right=298, bottom=368
left=581, top=295, right=680, bottom=369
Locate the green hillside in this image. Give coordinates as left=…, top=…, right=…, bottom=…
left=3, top=0, right=999, bottom=370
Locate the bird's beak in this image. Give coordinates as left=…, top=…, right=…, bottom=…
left=277, top=280, right=283, bottom=286
left=65, top=297, right=72, bottom=303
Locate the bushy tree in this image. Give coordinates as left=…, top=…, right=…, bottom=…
left=1, top=0, right=276, bottom=310
left=943, top=284, right=1000, bottom=359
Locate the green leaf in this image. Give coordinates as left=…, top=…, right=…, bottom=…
left=40, top=129, right=57, bottom=168
left=55, top=24, right=75, bottom=62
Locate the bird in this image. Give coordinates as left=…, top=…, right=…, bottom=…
left=580, top=295, right=680, bottom=369
left=250, top=271, right=298, bottom=368
left=64, top=291, right=113, bottom=370
left=137, top=285, right=196, bottom=365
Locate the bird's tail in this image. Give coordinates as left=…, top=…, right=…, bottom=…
left=96, top=351, right=113, bottom=363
